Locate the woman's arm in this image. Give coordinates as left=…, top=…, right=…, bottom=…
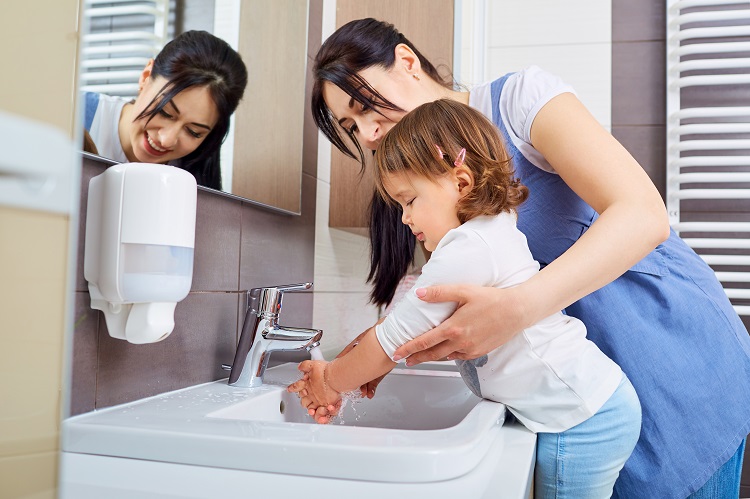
left=393, top=93, right=670, bottom=365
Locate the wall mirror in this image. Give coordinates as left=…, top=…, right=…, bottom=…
left=79, top=0, right=308, bottom=214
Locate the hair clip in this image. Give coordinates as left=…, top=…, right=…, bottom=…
left=454, top=148, right=466, bottom=167
left=434, top=144, right=445, bottom=159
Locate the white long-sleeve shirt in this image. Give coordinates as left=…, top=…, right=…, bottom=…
left=375, top=213, right=623, bottom=433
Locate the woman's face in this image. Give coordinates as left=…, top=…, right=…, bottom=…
left=124, top=75, right=219, bottom=164
left=323, top=66, right=425, bottom=151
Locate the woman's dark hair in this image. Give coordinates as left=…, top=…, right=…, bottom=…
left=135, top=30, right=248, bottom=190
left=312, top=18, right=451, bottom=307
left=367, top=191, right=416, bottom=307
left=312, top=18, right=452, bottom=167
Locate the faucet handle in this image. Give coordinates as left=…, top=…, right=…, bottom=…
left=248, top=282, right=313, bottom=318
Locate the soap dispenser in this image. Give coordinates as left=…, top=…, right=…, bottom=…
left=84, top=163, right=197, bottom=344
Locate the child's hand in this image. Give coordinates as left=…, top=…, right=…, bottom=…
left=308, top=399, right=343, bottom=424
left=288, top=360, right=341, bottom=423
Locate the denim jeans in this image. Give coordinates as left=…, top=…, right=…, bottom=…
left=686, top=437, right=746, bottom=499
left=535, top=375, right=642, bottom=499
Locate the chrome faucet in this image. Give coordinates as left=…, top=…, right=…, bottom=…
left=225, top=283, right=322, bottom=388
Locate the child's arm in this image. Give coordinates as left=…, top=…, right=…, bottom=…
left=294, top=326, right=396, bottom=399
left=289, top=328, right=395, bottom=424
left=326, top=326, right=396, bottom=394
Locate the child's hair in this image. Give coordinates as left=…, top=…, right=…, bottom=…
left=311, top=18, right=452, bottom=167
left=375, top=99, right=528, bottom=223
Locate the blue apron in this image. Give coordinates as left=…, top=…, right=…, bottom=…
left=490, top=75, right=750, bottom=498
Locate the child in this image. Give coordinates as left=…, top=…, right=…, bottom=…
left=288, top=99, right=641, bottom=497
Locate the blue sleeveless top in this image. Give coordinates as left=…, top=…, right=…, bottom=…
left=490, top=75, right=750, bottom=498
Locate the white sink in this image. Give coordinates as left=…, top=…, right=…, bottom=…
left=208, top=365, right=485, bottom=430
left=61, top=363, right=536, bottom=498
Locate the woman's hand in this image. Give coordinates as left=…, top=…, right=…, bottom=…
left=392, top=284, right=531, bottom=366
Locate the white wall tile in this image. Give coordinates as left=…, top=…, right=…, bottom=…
left=458, top=0, right=612, bottom=127
left=485, top=43, right=612, bottom=127
left=486, top=0, right=611, bottom=47
left=313, top=178, right=373, bottom=294
left=312, top=291, right=379, bottom=358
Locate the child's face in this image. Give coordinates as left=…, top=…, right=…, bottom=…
left=383, top=170, right=462, bottom=252
left=125, top=75, right=219, bottom=164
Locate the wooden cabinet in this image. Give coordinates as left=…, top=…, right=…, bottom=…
left=329, top=0, right=455, bottom=232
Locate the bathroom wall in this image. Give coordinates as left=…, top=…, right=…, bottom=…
left=611, top=0, right=667, bottom=202
left=481, top=0, right=612, bottom=129
left=68, top=0, right=324, bottom=416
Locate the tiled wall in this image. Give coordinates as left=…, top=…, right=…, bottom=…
left=69, top=155, right=316, bottom=415
left=611, top=0, right=667, bottom=198
left=69, top=0, right=324, bottom=416
left=482, top=0, right=612, bottom=129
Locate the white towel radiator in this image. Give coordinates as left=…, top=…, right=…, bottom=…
left=666, top=0, right=750, bottom=316
left=80, top=0, right=171, bottom=98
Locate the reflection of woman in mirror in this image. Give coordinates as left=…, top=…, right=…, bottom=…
left=82, top=30, right=248, bottom=190
left=310, top=18, right=750, bottom=499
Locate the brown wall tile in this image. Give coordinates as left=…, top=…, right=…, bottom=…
left=612, top=40, right=666, bottom=126
left=611, top=125, right=667, bottom=198
left=612, top=0, right=666, bottom=43
left=191, top=190, right=242, bottom=292
left=239, top=172, right=316, bottom=291
left=95, top=292, right=239, bottom=408
left=69, top=292, right=99, bottom=416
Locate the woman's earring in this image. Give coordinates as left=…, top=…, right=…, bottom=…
left=412, top=73, right=420, bottom=81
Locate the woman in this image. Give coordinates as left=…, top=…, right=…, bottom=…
left=83, top=30, right=248, bottom=190
left=293, top=99, right=642, bottom=496
left=311, top=18, right=750, bottom=499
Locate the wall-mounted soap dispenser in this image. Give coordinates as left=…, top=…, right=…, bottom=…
left=84, top=163, right=197, bottom=344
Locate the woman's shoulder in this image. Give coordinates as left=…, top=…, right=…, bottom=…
left=83, top=92, right=129, bottom=130
left=502, top=66, right=575, bottom=113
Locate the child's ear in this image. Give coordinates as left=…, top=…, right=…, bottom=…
left=454, top=165, right=474, bottom=197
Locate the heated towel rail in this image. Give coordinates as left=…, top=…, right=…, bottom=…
left=80, top=0, right=171, bottom=98
left=666, top=0, right=750, bottom=316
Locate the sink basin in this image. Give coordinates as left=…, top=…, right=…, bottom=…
left=208, top=365, right=483, bottom=430
left=61, top=363, right=535, bottom=498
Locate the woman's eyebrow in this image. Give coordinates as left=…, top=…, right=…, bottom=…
left=166, top=100, right=212, bottom=130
